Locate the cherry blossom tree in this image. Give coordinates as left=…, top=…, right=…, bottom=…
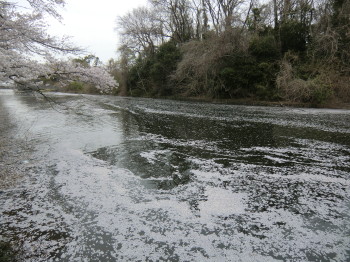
left=0, top=0, right=118, bottom=93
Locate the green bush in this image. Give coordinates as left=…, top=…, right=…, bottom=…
left=65, top=81, right=84, bottom=92
left=127, top=57, right=154, bottom=97
left=218, top=53, right=280, bottom=99
left=277, top=61, right=333, bottom=104
left=249, top=35, right=280, bottom=61
left=127, top=41, right=181, bottom=97
left=219, top=61, right=260, bottom=97
left=308, top=76, right=334, bottom=104
left=280, top=21, right=308, bottom=54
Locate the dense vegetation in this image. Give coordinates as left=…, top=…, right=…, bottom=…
left=110, top=0, right=350, bottom=105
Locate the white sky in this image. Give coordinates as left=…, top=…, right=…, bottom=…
left=47, top=0, right=148, bottom=63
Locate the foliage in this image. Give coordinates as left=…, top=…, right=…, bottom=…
left=218, top=51, right=279, bottom=99
left=280, top=21, right=308, bottom=53
left=249, top=35, right=280, bottom=61
left=38, top=57, right=118, bottom=93
left=150, top=41, right=181, bottom=95
left=62, top=81, right=102, bottom=94
left=276, top=57, right=334, bottom=104
left=73, top=55, right=101, bottom=68
left=115, top=0, right=350, bottom=104
left=0, top=1, right=117, bottom=93
left=219, top=54, right=261, bottom=98
left=173, top=29, right=249, bottom=97
left=66, top=81, right=84, bottom=92
left=127, top=41, right=181, bottom=97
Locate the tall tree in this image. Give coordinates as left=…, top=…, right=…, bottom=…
left=116, top=7, right=166, bottom=57
left=202, top=0, right=245, bottom=34
left=150, top=0, right=194, bottom=42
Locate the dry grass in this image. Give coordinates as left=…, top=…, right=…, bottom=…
left=276, top=55, right=339, bottom=104
left=173, top=29, right=248, bottom=96
left=330, top=74, right=350, bottom=103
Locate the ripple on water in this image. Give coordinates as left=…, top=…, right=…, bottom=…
left=0, top=92, right=349, bottom=261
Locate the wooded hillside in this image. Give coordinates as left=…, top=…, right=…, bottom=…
left=111, top=0, right=350, bottom=105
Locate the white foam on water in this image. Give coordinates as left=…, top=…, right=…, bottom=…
left=1, top=92, right=350, bottom=261
left=140, top=149, right=170, bottom=164
left=199, top=187, right=247, bottom=219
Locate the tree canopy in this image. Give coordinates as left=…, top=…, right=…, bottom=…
left=115, top=0, right=350, bottom=104
left=0, top=0, right=117, bottom=93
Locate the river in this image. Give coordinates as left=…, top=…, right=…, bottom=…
left=0, top=89, right=349, bottom=261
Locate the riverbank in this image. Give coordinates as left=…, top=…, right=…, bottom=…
left=136, top=94, right=350, bottom=110
left=5, top=88, right=350, bottom=110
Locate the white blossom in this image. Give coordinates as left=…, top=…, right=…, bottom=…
left=0, top=0, right=118, bottom=93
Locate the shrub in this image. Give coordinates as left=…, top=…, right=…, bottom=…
left=276, top=59, right=333, bottom=104
left=280, top=21, right=308, bottom=54
left=308, top=76, right=334, bottom=104
left=249, top=35, right=280, bottom=61
left=64, top=81, right=84, bottom=92
left=150, top=41, right=181, bottom=96
left=219, top=54, right=262, bottom=98
left=127, top=41, right=181, bottom=97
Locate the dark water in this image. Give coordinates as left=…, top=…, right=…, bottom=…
left=0, top=90, right=349, bottom=261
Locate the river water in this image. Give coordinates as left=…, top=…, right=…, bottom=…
left=0, top=89, right=349, bottom=261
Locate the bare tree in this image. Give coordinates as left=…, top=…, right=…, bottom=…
left=202, top=0, right=245, bottom=34
left=150, top=0, right=194, bottom=42
left=116, top=7, right=165, bottom=56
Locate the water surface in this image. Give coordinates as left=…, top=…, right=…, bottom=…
left=0, top=90, right=349, bottom=261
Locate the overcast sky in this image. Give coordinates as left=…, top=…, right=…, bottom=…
left=47, top=0, right=148, bottom=63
